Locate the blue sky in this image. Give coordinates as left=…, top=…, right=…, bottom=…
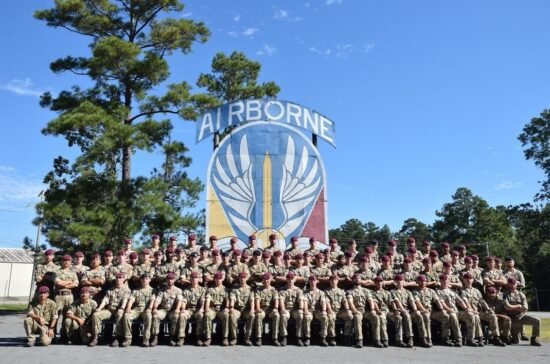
left=1, top=0, right=549, bottom=248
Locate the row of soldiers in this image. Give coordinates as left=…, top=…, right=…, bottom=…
left=25, top=235, right=541, bottom=348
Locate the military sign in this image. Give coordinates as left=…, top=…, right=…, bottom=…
left=197, top=99, right=335, bottom=250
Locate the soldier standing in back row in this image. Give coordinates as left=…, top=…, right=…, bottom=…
left=55, top=254, right=79, bottom=342
left=34, top=249, right=59, bottom=294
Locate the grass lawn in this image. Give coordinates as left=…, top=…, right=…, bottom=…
left=524, top=317, right=550, bottom=342
left=0, top=303, right=27, bottom=312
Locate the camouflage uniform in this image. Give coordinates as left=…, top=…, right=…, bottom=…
left=123, top=286, right=155, bottom=343
left=413, top=287, right=442, bottom=342
left=203, top=285, right=228, bottom=340
left=228, top=285, right=255, bottom=340
left=91, top=286, right=131, bottom=338
left=369, top=288, right=393, bottom=343
left=180, top=286, right=206, bottom=339
left=390, top=288, right=416, bottom=342
left=302, top=289, right=328, bottom=340
left=460, top=287, right=487, bottom=341
left=55, top=268, right=79, bottom=315
left=347, top=285, right=379, bottom=341
left=504, top=290, right=540, bottom=340
left=485, top=295, right=511, bottom=338
left=24, top=298, right=58, bottom=346
left=152, top=286, right=183, bottom=339
left=81, top=266, right=106, bottom=298
left=254, top=285, right=280, bottom=340
left=63, top=298, right=97, bottom=344
left=279, top=286, right=304, bottom=339
left=435, top=288, right=463, bottom=342
left=324, top=286, right=353, bottom=338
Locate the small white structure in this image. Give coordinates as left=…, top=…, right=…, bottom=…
left=0, top=248, right=34, bottom=301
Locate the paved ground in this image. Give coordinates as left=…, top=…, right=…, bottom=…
left=1, top=313, right=548, bottom=364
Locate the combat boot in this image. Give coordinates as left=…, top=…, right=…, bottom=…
left=203, top=338, right=211, bottom=347
left=492, top=337, right=505, bottom=347
left=244, top=337, right=252, bottom=346
left=296, top=338, right=304, bottom=347
left=454, top=340, right=462, bottom=347
left=222, top=338, right=229, bottom=346
left=279, top=336, right=287, bottom=346
left=229, top=337, right=237, bottom=346
left=176, top=338, right=185, bottom=347
left=141, top=339, right=150, bottom=347
left=303, top=338, right=310, bottom=347
left=150, top=335, right=158, bottom=347
left=169, top=338, right=176, bottom=346
left=531, top=337, right=541, bottom=347
left=121, top=339, right=131, bottom=347
left=396, top=339, right=407, bottom=348
left=476, top=337, right=484, bottom=347
left=427, top=338, right=433, bottom=347
left=406, top=337, right=414, bottom=348
left=521, top=334, right=529, bottom=341
left=110, top=339, right=119, bottom=347
left=419, top=337, right=430, bottom=348
left=354, top=339, right=363, bottom=348
left=196, top=338, right=204, bottom=346
left=328, top=337, right=337, bottom=346
left=254, top=338, right=262, bottom=347
left=88, top=337, right=98, bottom=347
left=443, top=337, right=454, bottom=346
left=466, top=339, right=478, bottom=347
left=382, top=340, right=389, bottom=348
left=320, top=338, right=328, bottom=347
left=272, top=339, right=281, bottom=347
left=25, top=340, right=35, bottom=347
left=373, top=340, right=384, bottom=348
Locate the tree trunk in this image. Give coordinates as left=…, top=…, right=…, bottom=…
left=122, top=145, right=131, bottom=180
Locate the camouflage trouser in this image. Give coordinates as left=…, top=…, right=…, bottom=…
left=458, top=311, right=477, bottom=341
left=386, top=312, right=403, bottom=341
left=62, top=318, right=93, bottom=344
left=55, top=294, right=74, bottom=318
left=152, top=309, right=180, bottom=338
left=351, top=311, right=365, bottom=340
left=24, top=317, right=53, bottom=346
left=413, top=311, right=431, bottom=339
left=92, top=309, right=124, bottom=338
left=378, top=312, right=389, bottom=341
left=363, top=311, right=381, bottom=341
left=511, top=315, right=540, bottom=339
left=204, top=308, right=227, bottom=339
left=227, top=309, right=253, bottom=339
left=433, top=311, right=461, bottom=341
left=479, top=312, right=500, bottom=338
left=180, top=309, right=204, bottom=337
left=124, top=309, right=152, bottom=341
left=327, top=310, right=353, bottom=338
left=303, top=310, right=328, bottom=339
left=254, top=308, right=280, bottom=339
left=280, top=309, right=304, bottom=338
left=496, top=314, right=511, bottom=337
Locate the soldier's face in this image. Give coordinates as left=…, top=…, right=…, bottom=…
left=506, top=260, right=514, bottom=269
left=105, top=255, right=113, bottom=262
left=90, top=257, right=100, bottom=267
left=418, top=280, right=425, bottom=288
left=440, top=279, right=448, bottom=288
left=38, top=291, right=48, bottom=301
left=44, top=254, right=53, bottom=262
left=62, top=259, right=70, bottom=268
left=152, top=237, right=160, bottom=245
left=464, top=278, right=473, bottom=287
left=489, top=292, right=497, bottom=299
left=117, top=255, right=126, bottom=264
left=116, top=277, right=125, bottom=285
left=80, top=291, right=90, bottom=301
left=309, top=279, right=317, bottom=288
left=141, top=277, right=151, bottom=287
left=486, top=260, right=495, bottom=269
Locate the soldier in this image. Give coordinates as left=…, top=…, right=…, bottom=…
left=254, top=272, right=280, bottom=346
left=80, top=252, right=106, bottom=299
left=163, top=247, right=181, bottom=276
left=389, top=274, right=417, bottom=348
left=71, top=251, right=89, bottom=281
left=369, top=240, right=380, bottom=262
left=133, top=249, right=154, bottom=285
left=107, top=250, right=134, bottom=286
left=227, top=271, right=255, bottom=345
left=483, top=256, right=507, bottom=294
left=34, top=249, right=59, bottom=294
left=443, top=261, right=462, bottom=290
left=459, top=272, right=486, bottom=347
left=435, top=274, right=464, bottom=347
left=226, top=249, right=250, bottom=287
left=122, top=272, right=155, bottom=347
left=347, top=273, right=379, bottom=348
left=55, top=254, right=79, bottom=342
left=128, top=252, right=139, bottom=267
left=366, top=276, right=390, bottom=348
left=332, top=251, right=357, bottom=288
left=149, top=234, right=162, bottom=259
left=285, top=236, right=303, bottom=259
left=302, top=275, right=328, bottom=346
left=504, top=277, right=541, bottom=346
left=121, top=238, right=136, bottom=258
left=430, top=250, right=444, bottom=273
left=421, top=240, right=432, bottom=258
left=450, top=251, right=464, bottom=273
left=175, top=247, right=186, bottom=270
left=460, top=256, right=483, bottom=290
left=419, top=257, right=439, bottom=289
left=412, top=275, right=442, bottom=348
left=150, top=250, right=166, bottom=287
left=304, top=237, right=319, bottom=256
left=180, top=271, right=207, bottom=346
left=471, top=254, right=483, bottom=277
left=202, top=271, right=228, bottom=346
left=208, top=235, right=218, bottom=251
left=407, top=247, right=423, bottom=272
left=226, top=236, right=240, bottom=257
left=279, top=272, right=305, bottom=346
left=440, top=242, right=452, bottom=262
left=184, top=233, right=200, bottom=256
left=102, top=250, right=114, bottom=270
left=386, top=239, right=404, bottom=269
left=248, top=249, right=269, bottom=286
left=485, top=286, right=512, bottom=344
left=462, top=272, right=505, bottom=346
left=400, top=257, right=419, bottom=289
left=198, top=246, right=212, bottom=269
left=345, top=239, right=359, bottom=261
left=405, top=237, right=424, bottom=261
left=203, top=248, right=223, bottom=285
left=377, top=255, right=395, bottom=289
left=89, top=272, right=131, bottom=347
left=328, top=238, right=340, bottom=263
left=24, top=286, right=58, bottom=346
left=457, top=245, right=468, bottom=265
left=269, top=250, right=287, bottom=287
left=63, top=287, right=97, bottom=345
left=502, top=257, right=526, bottom=291
left=310, top=253, right=332, bottom=288
left=324, top=273, right=352, bottom=346
left=151, top=272, right=183, bottom=346
left=245, top=234, right=260, bottom=253
left=354, top=256, right=375, bottom=288
left=323, top=248, right=335, bottom=269
left=179, top=251, right=201, bottom=287
left=166, top=236, right=178, bottom=254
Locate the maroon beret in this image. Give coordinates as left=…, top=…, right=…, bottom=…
left=249, top=234, right=257, bottom=241
left=458, top=245, right=466, bottom=250
left=365, top=246, right=373, bottom=254
left=408, top=247, right=417, bottom=254
left=486, top=286, right=497, bottom=294
left=507, top=277, right=517, bottom=285
left=103, top=250, right=113, bottom=257
left=238, top=271, right=248, bottom=279
left=154, top=250, right=163, bottom=257
left=407, top=237, right=416, bottom=244
left=451, top=250, right=459, bottom=256
left=360, top=256, right=368, bottom=263
left=80, top=286, right=90, bottom=293
left=169, top=236, right=177, bottom=242
left=165, top=247, right=175, bottom=254
left=294, top=253, right=303, bottom=260
left=230, top=237, right=238, bottom=244
left=429, top=250, right=438, bottom=257
left=262, top=272, right=272, bottom=280
left=90, top=252, right=100, bottom=259
left=38, top=286, right=50, bottom=293
left=273, top=250, right=282, bottom=257
left=214, top=272, right=223, bottom=280
left=329, top=238, right=338, bottom=244
left=416, top=275, right=427, bottom=282
left=463, top=272, right=473, bottom=279
left=315, top=253, right=324, bottom=260
left=344, top=251, right=353, bottom=258
left=373, top=276, right=383, bottom=282
left=117, top=249, right=126, bottom=256
left=124, top=238, right=132, bottom=244
left=485, top=256, right=495, bottom=261
left=45, top=249, right=54, bottom=256
left=175, top=247, right=183, bottom=253
left=422, top=240, right=431, bottom=246
left=286, top=272, right=296, bottom=279
left=309, top=237, right=315, bottom=243
left=308, top=274, right=318, bottom=281
left=188, top=233, right=196, bottom=240
left=129, top=252, right=138, bottom=259
left=61, top=254, right=72, bottom=261
left=242, top=251, right=250, bottom=259
left=471, top=254, right=479, bottom=260
left=442, top=261, right=451, bottom=268
left=381, top=255, right=390, bottom=262
left=394, top=274, right=404, bottom=281
left=151, top=234, right=160, bottom=239
left=142, top=248, right=151, bottom=255
left=262, top=251, right=271, bottom=258
left=387, top=240, right=397, bottom=247
left=403, top=257, right=412, bottom=264
left=211, top=248, right=220, bottom=256
left=190, top=271, right=200, bottom=279
left=441, top=242, right=450, bottom=248
left=116, top=272, right=126, bottom=279
left=439, top=274, right=448, bottom=281
left=166, top=272, right=176, bottom=279
left=422, top=257, right=431, bottom=263
left=464, top=256, right=472, bottom=263
left=75, top=251, right=84, bottom=257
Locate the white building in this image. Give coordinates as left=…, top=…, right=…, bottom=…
left=0, top=248, right=34, bottom=301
